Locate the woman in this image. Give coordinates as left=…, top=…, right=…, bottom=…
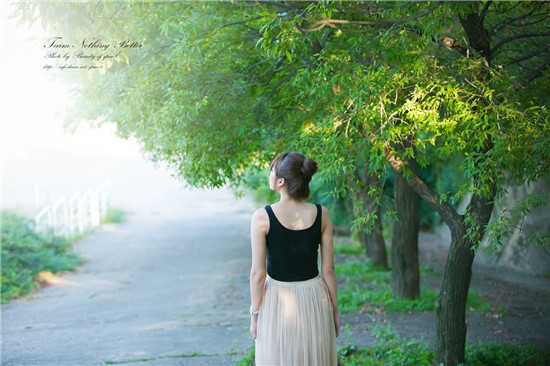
left=249, top=152, right=339, bottom=366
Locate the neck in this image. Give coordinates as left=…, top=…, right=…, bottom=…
left=278, top=191, right=302, bottom=204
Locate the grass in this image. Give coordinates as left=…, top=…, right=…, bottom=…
left=234, top=325, right=549, bottom=365
left=102, top=207, right=127, bottom=224
left=464, top=342, right=550, bottom=366
left=233, top=342, right=255, bottom=366
left=334, top=238, right=365, bottom=255
left=333, top=232, right=494, bottom=314
left=336, top=258, right=490, bottom=314
left=1, top=210, right=84, bottom=303
left=339, top=325, right=434, bottom=365
left=338, top=324, right=549, bottom=366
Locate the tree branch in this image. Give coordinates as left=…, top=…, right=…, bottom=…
left=254, top=0, right=301, bottom=9
left=250, top=65, right=305, bottom=111
left=295, top=2, right=441, bottom=33
left=505, top=44, right=550, bottom=66
left=219, top=15, right=262, bottom=30
left=384, top=145, right=462, bottom=228
left=490, top=6, right=543, bottom=36
left=479, top=0, right=493, bottom=24
left=438, top=35, right=467, bottom=56
left=513, top=58, right=550, bottom=90
left=129, top=43, right=172, bottom=69
left=491, top=32, right=550, bottom=55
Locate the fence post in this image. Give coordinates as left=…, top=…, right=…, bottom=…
left=90, top=189, right=100, bottom=226
left=78, top=195, right=85, bottom=235
left=68, top=195, right=75, bottom=237
left=34, top=181, right=111, bottom=237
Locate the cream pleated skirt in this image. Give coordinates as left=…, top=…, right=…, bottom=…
left=255, top=275, right=337, bottom=366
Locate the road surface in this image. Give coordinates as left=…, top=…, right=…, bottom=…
left=2, top=183, right=257, bottom=365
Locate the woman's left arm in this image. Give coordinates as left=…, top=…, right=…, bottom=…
left=320, top=205, right=339, bottom=337
left=249, top=209, right=268, bottom=340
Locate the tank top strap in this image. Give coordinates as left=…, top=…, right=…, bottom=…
left=264, top=205, right=276, bottom=230
left=314, top=204, right=322, bottom=228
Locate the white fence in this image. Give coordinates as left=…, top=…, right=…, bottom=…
left=34, top=181, right=111, bottom=237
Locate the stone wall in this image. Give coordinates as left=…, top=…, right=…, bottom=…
left=480, top=178, right=550, bottom=275
left=436, top=178, right=550, bottom=275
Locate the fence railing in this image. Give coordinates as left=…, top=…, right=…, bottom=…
left=34, top=181, right=111, bottom=237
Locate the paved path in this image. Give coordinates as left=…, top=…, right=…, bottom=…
left=2, top=187, right=257, bottom=365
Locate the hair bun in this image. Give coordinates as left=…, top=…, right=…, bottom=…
left=270, top=152, right=317, bottom=200
left=301, top=157, right=318, bottom=179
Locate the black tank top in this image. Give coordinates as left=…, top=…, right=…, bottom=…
left=264, top=204, right=322, bottom=282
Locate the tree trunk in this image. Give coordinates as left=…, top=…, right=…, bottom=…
left=433, top=10, right=496, bottom=364
left=360, top=191, right=388, bottom=269
left=435, top=190, right=495, bottom=365
left=348, top=171, right=388, bottom=269
left=391, top=148, right=420, bottom=299
left=385, top=146, right=495, bottom=365
left=434, top=225, right=474, bottom=365
left=459, top=12, right=492, bottom=65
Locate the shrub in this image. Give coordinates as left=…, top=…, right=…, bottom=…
left=464, top=342, right=549, bottom=366
left=339, top=325, right=549, bottom=366
left=102, top=207, right=127, bottom=224
left=1, top=211, right=83, bottom=303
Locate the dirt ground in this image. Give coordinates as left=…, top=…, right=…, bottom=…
left=336, top=231, right=550, bottom=353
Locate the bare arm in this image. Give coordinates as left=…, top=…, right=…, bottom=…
left=249, top=208, right=268, bottom=339
left=320, top=205, right=339, bottom=337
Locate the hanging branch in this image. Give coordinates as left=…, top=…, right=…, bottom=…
left=513, top=59, right=550, bottom=90
left=294, top=2, right=442, bottom=33
left=491, top=32, right=550, bottom=55
left=506, top=44, right=550, bottom=66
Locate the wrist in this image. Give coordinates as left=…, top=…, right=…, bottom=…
left=249, top=305, right=259, bottom=317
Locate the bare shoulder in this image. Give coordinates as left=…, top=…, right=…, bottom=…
left=320, top=205, right=332, bottom=229
left=252, top=207, right=268, bottom=221
left=304, top=202, right=320, bottom=219
left=320, top=205, right=331, bottom=219
left=251, top=207, right=270, bottom=234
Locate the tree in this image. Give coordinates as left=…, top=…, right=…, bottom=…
left=346, top=165, right=388, bottom=269
left=391, top=139, right=420, bottom=299
left=12, top=1, right=550, bottom=364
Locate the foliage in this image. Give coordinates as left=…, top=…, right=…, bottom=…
left=236, top=323, right=549, bottom=365
left=339, top=325, right=434, bottom=365
left=1, top=211, right=83, bottom=303
left=336, top=258, right=490, bottom=313
left=11, top=1, right=549, bottom=242
left=339, top=325, right=549, bottom=366
left=235, top=324, right=549, bottom=366
left=101, top=207, right=127, bottom=224
left=463, top=342, right=550, bottom=366
left=334, top=238, right=365, bottom=255
left=384, top=157, right=470, bottom=230
left=233, top=341, right=255, bottom=366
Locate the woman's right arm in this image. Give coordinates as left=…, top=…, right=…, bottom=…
left=249, top=208, right=268, bottom=340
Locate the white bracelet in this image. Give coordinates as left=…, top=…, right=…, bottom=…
left=249, top=306, right=259, bottom=316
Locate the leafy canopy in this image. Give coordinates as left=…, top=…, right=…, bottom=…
left=12, top=1, right=550, bottom=245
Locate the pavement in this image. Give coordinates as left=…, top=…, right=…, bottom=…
left=1, top=180, right=259, bottom=365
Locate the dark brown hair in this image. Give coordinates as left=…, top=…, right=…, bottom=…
left=270, top=152, right=318, bottom=200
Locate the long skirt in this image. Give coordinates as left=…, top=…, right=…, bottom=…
left=255, top=275, right=337, bottom=366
